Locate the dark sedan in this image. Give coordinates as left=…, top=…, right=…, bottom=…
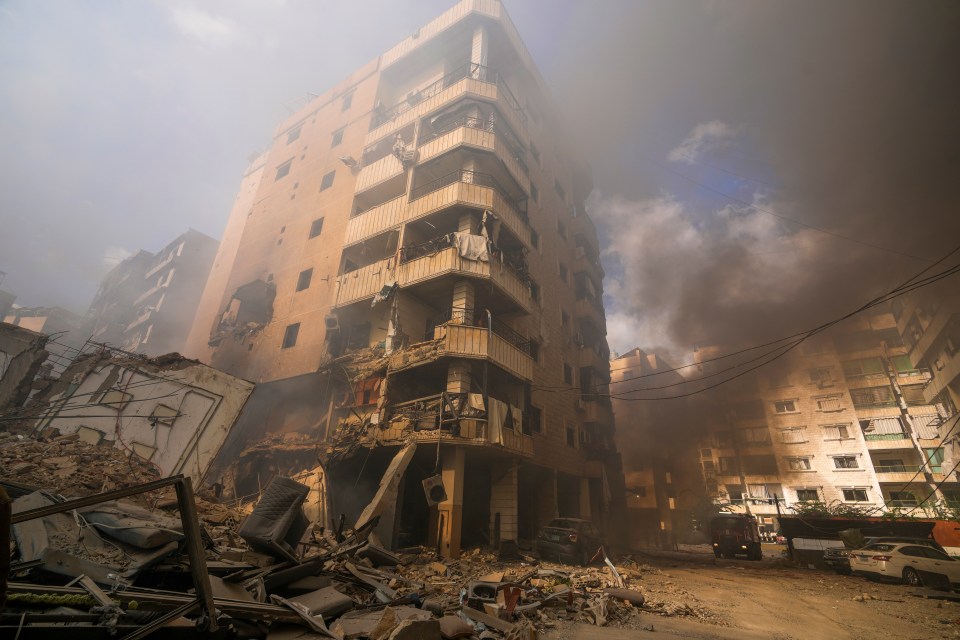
left=535, top=518, right=604, bottom=565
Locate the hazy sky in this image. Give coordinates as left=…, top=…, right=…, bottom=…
left=2, top=0, right=958, bottom=358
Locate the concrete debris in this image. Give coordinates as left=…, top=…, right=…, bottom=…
left=1, top=446, right=673, bottom=639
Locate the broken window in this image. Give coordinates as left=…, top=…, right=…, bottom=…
left=282, top=323, right=300, bottom=349
left=331, top=128, right=344, bottom=147
left=354, top=376, right=382, bottom=406
left=99, top=389, right=133, bottom=410
left=320, top=170, right=336, bottom=191
left=275, top=159, right=292, bottom=181
left=212, top=280, right=276, bottom=343
left=296, top=268, right=313, bottom=292
left=149, top=404, right=178, bottom=426
left=309, top=217, right=325, bottom=238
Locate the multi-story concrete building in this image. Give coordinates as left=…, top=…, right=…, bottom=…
left=3, top=305, right=83, bottom=375
left=83, top=229, right=218, bottom=356
left=186, top=0, right=624, bottom=557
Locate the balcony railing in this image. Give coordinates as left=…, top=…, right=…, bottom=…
left=431, top=307, right=532, bottom=355
left=371, top=63, right=526, bottom=131
left=874, top=464, right=921, bottom=473
left=409, top=169, right=527, bottom=221
left=864, top=433, right=908, bottom=441
left=399, top=233, right=530, bottom=286
left=421, top=116, right=528, bottom=177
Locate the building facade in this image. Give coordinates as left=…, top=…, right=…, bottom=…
left=186, top=0, right=624, bottom=557
left=693, top=311, right=955, bottom=533
left=83, top=229, right=218, bottom=356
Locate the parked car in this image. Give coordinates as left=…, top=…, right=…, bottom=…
left=824, top=537, right=946, bottom=575
left=535, top=518, right=604, bottom=565
left=850, top=542, right=960, bottom=589
left=709, top=514, right=763, bottom=560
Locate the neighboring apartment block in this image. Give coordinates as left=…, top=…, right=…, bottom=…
left=83, top=229, right=218, bottom=356
left=186, top=0, right=624, bottom=557
left=3, top=305, right=82, bottom=375
left=693, top=311, right=954, bottom=534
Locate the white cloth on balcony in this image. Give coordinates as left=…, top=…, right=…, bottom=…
left=487, top=398, right=507, bottom=444
left=468, top=393, right=485, bottom=412
left=453, top=232, right=489, bottom=262
left=509, top=404, right=523, bottom=432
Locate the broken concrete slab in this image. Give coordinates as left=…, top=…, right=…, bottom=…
left=388, top=618, right=441, bottom=640
left=354, top=443, right=417, bottom=532
left=439, top=614, right=473, bottom=639
left=290, top=586, right=354, bottom=620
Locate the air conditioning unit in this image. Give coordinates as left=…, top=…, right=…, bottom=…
left=324, top=314, right=340, bottom=332
left=422, top=475, right=447, bottom=506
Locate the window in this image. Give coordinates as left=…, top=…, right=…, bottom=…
left=566, top=423, right=576, bottom=447
left=768, top=373, right=790, bottom=388
left=530, top=183, right=539, bottom=203
left=902, top=385, right=926, bottom=406
left=786, top=457, right=812, bottom=471
left=726, top=484, right=744, bottom=501
left=809, top=367, right=835, bottom=387
left=526, top=405, right=543, bottom=434
left=309, top=217, right=325, bottom=238
left=286, top=126, right=302, bottom=144
left=833, top=456, right=859, bottom=469
left=700, top=448, right=713, bottom=458
left=149, top=404, right=178, bottom=426
left=738, top=427, right=771, bottom=445
left=559, top=263, right=568, bottom=283
left=823, top=424, right=851, bottom=440
left=842, top=357, right=884, bottom=378
left=780, top=427, right=807, bottom=444
left=563, top=363, right=573, bottom=385
left=774, top=400, right=797, bottom=413
left=99, top=389, right=133, bottom=410
left=296, top=268, right=313, bottom=292
left=561, top=310, right=570, bottom=329
left=718, top=457, right=737, bottom=474
left=320, top=171, right=336, bottom=191
left=275, top=160, right=292, bottom=181
left=842, top=488, right=869, bottom=502
left=341, top=92, right=353, bottom=111
left=530, top=142, right=540, bottom=164
left=925, top=448, right=944, bottom=473
left=554, top=179, right=566, bottom=201
left=331, top=128, right=344, bottom=147
left=530, top=230, right=540, bottom=250
left=282, top=323, right=301, bottom=349
left=557, top=221, right=567, bottom=240
left=888, top=491, right=918, bottom=507
left=529, top=339, right=540, bottom=363
left=796, top=489, right=819, bottom=502
left=702, top=460, right=716, bottom=472
left=529, top=280, right=541, bottom=303
left=816, top=395, right=843, bottom=412
left=850, top=386, right=895, bottom=408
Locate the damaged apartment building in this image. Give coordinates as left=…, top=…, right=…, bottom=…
left=185, top=0, right=626, bottom=557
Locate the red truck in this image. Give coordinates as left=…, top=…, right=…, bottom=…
left=710, top=514, right=763, bottom=560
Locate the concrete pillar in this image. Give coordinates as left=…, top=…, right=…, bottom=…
left=451, top=279, right=475, bottom=324
left=579, top=477, right=592, bottom=520
left=458, top=212, right=475, bottom=235
left=490, top=461, right=518, bottom=547
left=446, top=360, right=472, bottom=395
left=470, top=26, right=488, bottom=73
left=436, top=447, right=465, bottom=559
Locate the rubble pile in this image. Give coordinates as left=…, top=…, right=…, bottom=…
left=0, top=431, right=161, bottom=496
left=1, top=465, right=704, bottom=638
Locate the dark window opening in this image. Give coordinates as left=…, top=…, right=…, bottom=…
left=275, top=160, right=292, bottom=181
left=286, top=126, right=302, bottom=144
left=309, top=217, right=325, bottom=238
left=296, top=268, right=313, bottom=292
left=331, top=128, right=344, bottom=147
left=282, top=323, right=300, bottom=349
left=320, top=171, right=336, bottom=191
left=341, top=92, right=353, bottom=111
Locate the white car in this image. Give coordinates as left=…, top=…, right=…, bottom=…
left=850, top=542, right=960, bottom=589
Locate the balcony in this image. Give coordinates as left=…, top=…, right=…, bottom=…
left=439, top=323, right=533, bottom=381
left=377, top=392, right=534, bottom=457
left=924, top=354, right=960, bottom=404
left=355, top=153, right=406, bottom=193
left=571, top=212, right=599, bottom=249
left=864, top=433, right=914, bottom=450
left=417, top=117, right=530, bottom=196
left=575, top=297, right=606, bottom=333
left=367, top=63, right=526, bottom=149
left=579, top=395, right=613, bottom=425
left=408, top=170, right=530, bottom=247
left=399, top=242, right=531, bottom=314
left=332, top=257, right=398, bottom=308
left=573, top=245, right=604, bottom=281
left=579, top=345, right=610, bottom=374
left=344, top=196, right=406, bottom=246
left=874, top=464, right=923, bottom=484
